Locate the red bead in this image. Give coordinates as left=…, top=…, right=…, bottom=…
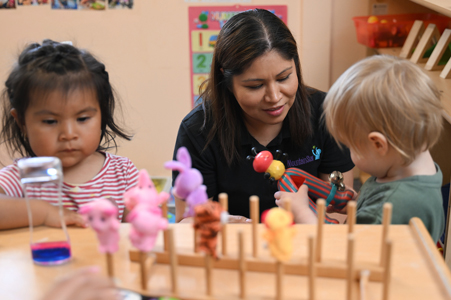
left=253, top=150, right=273, bottom=173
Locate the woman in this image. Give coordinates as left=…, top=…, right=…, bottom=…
left=173, top=9, right=354, bottom=222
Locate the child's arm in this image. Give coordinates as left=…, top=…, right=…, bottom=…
left=0, top=189, right=86, bottom=230
left=274, top=184, right=318, bottom=224
left=40, top=266, right=117, bottom=300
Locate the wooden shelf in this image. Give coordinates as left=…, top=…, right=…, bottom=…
left=410, top=0, right=451, bottom=18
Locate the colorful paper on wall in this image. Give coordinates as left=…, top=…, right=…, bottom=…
left=79, top=0, right=105, bottom=10
left=17, top=0, right=48, bottom=5
left=188, top=5, right=287, bottom=107
left=108, top=0, right=132, bottom=9
left=0, top=0, right=15, bottom=8
left=52, top=0, right=77, bottom=9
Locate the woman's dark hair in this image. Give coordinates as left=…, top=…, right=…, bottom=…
left=201, top=9, right=312, bottom=166
left=1, top=39, right=131, bottom=158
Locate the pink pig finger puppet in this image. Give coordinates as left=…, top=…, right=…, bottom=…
left=164, top=146, right=208, bottom=217
left=79, top=198, right=120, bottom=254
left=126, top=203, right=169, bottom=252
left=124, top=169, right=170, bottom=212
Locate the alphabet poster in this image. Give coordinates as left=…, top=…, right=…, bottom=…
left=188, top=5, right=288, bottom=107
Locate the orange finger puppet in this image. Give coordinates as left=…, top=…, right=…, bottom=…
left=261, top=207, right=296, bottom=262
left=193, top=201, right=225, bottom=259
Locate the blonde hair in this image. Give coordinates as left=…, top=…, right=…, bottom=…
left=323, top=55, right=443, bottom=165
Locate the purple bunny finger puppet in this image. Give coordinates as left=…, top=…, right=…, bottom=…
left=126, top=203, right=169, bottom=252
left=164, top=146, right=208, bottom=217
left=185, top=184, right=208, bottom=217
left=124, top=169, right=169, bottom=214
left=79, top=198, right=120, bottom=254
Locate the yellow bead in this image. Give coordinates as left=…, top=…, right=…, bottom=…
left=267, top=160, right=286, bottom=181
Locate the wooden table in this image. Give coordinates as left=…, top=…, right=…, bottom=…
left=1, top=222, right=451, bottom=300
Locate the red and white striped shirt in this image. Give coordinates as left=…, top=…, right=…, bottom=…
left=0, top=152, right=139, bottom=221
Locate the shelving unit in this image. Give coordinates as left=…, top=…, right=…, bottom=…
left=410, top=0, right=451, bottom=18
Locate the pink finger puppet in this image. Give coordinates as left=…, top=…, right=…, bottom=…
left=123, top=169, right=170, bottom=213
left=79, top=198, right=120, bottom=254
left=164, top=147, right=208, bottom=217
left=126, top=203, right=169, bottom=252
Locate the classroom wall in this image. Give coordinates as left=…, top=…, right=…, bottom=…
left=0, top=0, right=369, bottom=177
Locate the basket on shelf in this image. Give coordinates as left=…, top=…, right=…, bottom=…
left=352, top=13, right=451, bottom=48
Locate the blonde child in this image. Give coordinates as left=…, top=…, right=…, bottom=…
left=0, top=39, right=138, bottom=229
left=275, top=55, right=445, bottom=242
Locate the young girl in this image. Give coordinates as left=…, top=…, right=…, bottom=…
left=0, top=39, right=138, bottom=229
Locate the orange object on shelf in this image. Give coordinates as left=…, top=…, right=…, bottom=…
left=353, top=13, right=451, bottom=48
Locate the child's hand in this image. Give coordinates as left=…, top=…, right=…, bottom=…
left=274, top=184, right=309, bottom=212
left=326, top=187, right=359, bottom=214
left=274, top=184, right=317, bottom=224
left=40, top=266, right=119, bottom=300
left=44, top=205, right=87, bottom=228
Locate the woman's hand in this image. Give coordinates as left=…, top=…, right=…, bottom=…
left=274, top=184, right=317, bottom=224
left=226, top=215, right=252, bottom=223
left=178, top=215, right=251, bottom=223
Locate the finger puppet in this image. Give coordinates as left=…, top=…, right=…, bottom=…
left=124, top=169, right=170, bottom=213
left=126, top=203, right=169, bottom=252
left=79, top=198, right=120, bottom=278
left=261, top=207, right=296, bottom=262
left=194, top=201, right=225, bottom=259
left=79, top=198, right=120, bottom=254
left=165, top=147, right=208, bottom=217
left=247, top=148, right=355, bottom=224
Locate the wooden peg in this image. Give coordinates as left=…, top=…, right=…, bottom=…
left=380, top=203, right=393, bottom=267
left=238, top=231, right=246, bottom=299
left=316, top=199, right=325, bottom=262
left=194, top=228, right=199, bottom=253
left=219, top=193, right=229, bottom=256
left=382, top=240, right=393, bottom=300
left=205, top=253, right=213, bottom=296
left=359, top=270, right=370, bottom=300
left=276, top=261, right=284, bottom=300
left=347, top=201, right=356, bottom=234
left=347, top=234, right=355, bottom=300
left=425, top=29, right=451, bottom=71
left=400, top=20, right=425, bottom=59
left=308, top=235, right=316, bottom=300
left=167, top=228, right=178, bottom=294
left=161, top=202, right=169, bottom=251
left=250, top=196, right=259, bottom=258
left=139, top=251, right=148, bottom=290
left=411, top=23, right=441, bottom=64
left=106, top=253, right=114, bottom=278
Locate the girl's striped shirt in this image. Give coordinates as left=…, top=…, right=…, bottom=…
left=0, top=152, right=139, bottom=221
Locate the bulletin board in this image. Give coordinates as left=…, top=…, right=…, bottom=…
left=188, top=5, right=288, bottom=107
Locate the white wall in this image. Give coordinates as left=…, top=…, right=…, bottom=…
left=0, top=0, right=370, bottom=176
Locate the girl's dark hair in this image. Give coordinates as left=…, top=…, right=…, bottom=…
left=201, top=9, right=312, bottom=166
left=1, top=39, right=131, bottom=158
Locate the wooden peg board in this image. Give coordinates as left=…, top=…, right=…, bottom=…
left=128, top=220, right=451, bottom=300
